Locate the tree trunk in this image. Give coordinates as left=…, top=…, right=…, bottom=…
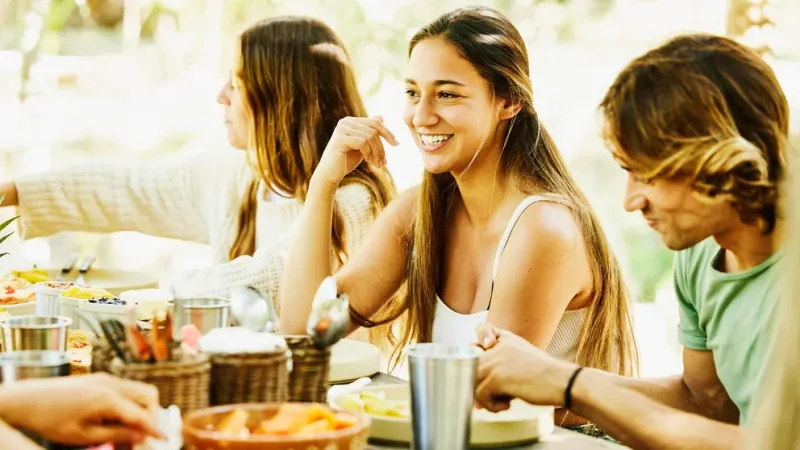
left=726, top=0, right=751, bottom=37
left=17, top=0, right=52, bottom=102
left=86, top=0, right=124, bottom=28
left=726, top=0, right=774, bottom=55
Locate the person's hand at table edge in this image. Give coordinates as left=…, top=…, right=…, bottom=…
left=0, top=373, right=165, bottom=446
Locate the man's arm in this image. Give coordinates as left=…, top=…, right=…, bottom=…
left=628, top=249, right=738, bottom=423
left=475, top=324, right=741, bottom=450
left=569, top=368, right=742, bottom=450
left=608, top=348, right=739, bottom=423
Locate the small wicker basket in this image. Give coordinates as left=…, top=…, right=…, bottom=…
left=285, top=336, right=331, bottom=403
left=209, top=350, right=289, bottom=405
left=109, top=352, right=211, bottom=414
left=91, top=336, right=115, bottom=374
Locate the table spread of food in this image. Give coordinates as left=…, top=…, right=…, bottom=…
left=0, top=265, right=615, bottom=450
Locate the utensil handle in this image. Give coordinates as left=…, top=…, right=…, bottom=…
left=61, top=253, right=79, bottom=274
left=99, top=320, right=130, bottom=363
left=78, top=255, right=96, bottom=273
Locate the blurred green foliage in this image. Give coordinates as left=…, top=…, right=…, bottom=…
left=623, top=229, right=675, bottom=302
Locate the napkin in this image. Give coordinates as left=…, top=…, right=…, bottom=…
left=327, top=377, right=372, bottom=408
left=198, top=326, right=287, bottom=354
left=134, top=405, right=182, bottom=450
left=84, top=405, right=182, bottom=450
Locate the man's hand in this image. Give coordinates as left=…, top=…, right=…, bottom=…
left=475, top=323, right=576, bottom=412
left=475, top=323, right=742, bottom=449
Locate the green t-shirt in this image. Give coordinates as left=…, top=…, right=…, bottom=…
left=674, top=237, right=783, bottom=424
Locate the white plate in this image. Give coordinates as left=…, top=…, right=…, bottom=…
left=330, top=384, right=554, bottom=447
left=329, top=339, right=381, bottom=383
left=38, top=268, right=157, bottom=295
left=3, top=300, right=36, bottom=316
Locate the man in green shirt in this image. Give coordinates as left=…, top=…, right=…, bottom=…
left=474, top=33, right=789, bottom=449
left=675, top=237, right=783, bottom=425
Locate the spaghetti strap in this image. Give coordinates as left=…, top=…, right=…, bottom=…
left=486, top=194, right=568, bottom=310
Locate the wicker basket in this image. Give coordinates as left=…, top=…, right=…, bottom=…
left=110, top=353, right=211, bottom=414
left=286, top=336, right=331, bottom=403
left=209, top=350, right=289, bottom=405
left=91, top=336, right=115, bottom=373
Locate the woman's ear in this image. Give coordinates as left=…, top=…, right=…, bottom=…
left=498, top=99, right=522, bottom=120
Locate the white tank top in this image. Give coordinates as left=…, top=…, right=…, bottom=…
left=431, top=195, right=587, bottom=362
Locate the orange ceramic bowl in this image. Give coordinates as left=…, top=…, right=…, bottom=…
left=182, top=403, right=371, bottom=450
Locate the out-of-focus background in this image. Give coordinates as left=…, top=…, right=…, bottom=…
left=1, top=0, right=798, bottom=376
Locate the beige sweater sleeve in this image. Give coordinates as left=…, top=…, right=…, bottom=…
left=14, top=151, right=248, bottom=243
left=164, top=183, right=378, bottom=314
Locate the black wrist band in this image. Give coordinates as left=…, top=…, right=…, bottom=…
left=564, top=367, right=584, bottom=409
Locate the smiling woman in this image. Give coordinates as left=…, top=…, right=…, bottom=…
left=280, top=6, right=639, bottom=417
left=402, top=39, right=502, bottom=176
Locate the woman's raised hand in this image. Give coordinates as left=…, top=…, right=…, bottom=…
left=314, top=116, right=399, bottom=188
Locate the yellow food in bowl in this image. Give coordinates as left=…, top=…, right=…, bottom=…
left=217, top=404, right=359, bottom=437
left=182, top=402, right=370, bottom=450
left=338, top=391, right=410, bottom=418
left=11, top=268, right=49, bottom=284
left=62, top=286, right=114, bottom=300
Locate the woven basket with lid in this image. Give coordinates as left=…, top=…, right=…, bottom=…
left=285, top=335, right=331, bottom=403
left=209, top=350, right=289, bottom=405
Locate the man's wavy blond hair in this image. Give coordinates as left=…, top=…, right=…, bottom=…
left=600, top=34, right=790, bottom=234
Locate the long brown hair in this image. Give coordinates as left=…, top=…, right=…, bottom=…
left=599, top=34, right=789, bottom=234
left=375, top=7, right=638, bottom=375
left=228, top=17, right=395, bottom=262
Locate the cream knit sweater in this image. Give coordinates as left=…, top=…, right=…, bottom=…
left=14, top=150, right=378, bottom=313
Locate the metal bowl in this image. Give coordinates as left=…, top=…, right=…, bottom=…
left=167, top=297, right=231, bottom=338
left=0, top=315, right=73, bottom=353
left=0, top=350, right=71, bottom=382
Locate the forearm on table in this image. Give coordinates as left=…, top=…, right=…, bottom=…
left=569, top=368, right=741, bottom=450
left=607, top=373, right=705, bottom=415
left=165, top=251, right=285, bottom=310
left=599, top=371, right=736, bottom=422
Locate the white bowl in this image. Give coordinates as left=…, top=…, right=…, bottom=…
left=34, top=281, right=77, bottom=316
left=78, top=300, right=126, bottom=333
left=33, top=268, right=157, bottom=295
left=119, top=289, right=172, bottom=320
left=58, top=295, right=83, bottom=329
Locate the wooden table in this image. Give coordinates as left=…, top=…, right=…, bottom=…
left=363, top=373, right=626, bottom=450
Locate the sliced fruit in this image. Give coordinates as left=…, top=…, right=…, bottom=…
left=337, top=394, right=365, bottom=413
left=297, top=419, right=333, bottom=435
left=306, top=404, right=336, bottom=423
left=257, top=404, right=308, bottom=435
left=217, top=408, right=249, bottom=436
left=333, top=412, right=359, bottom=429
